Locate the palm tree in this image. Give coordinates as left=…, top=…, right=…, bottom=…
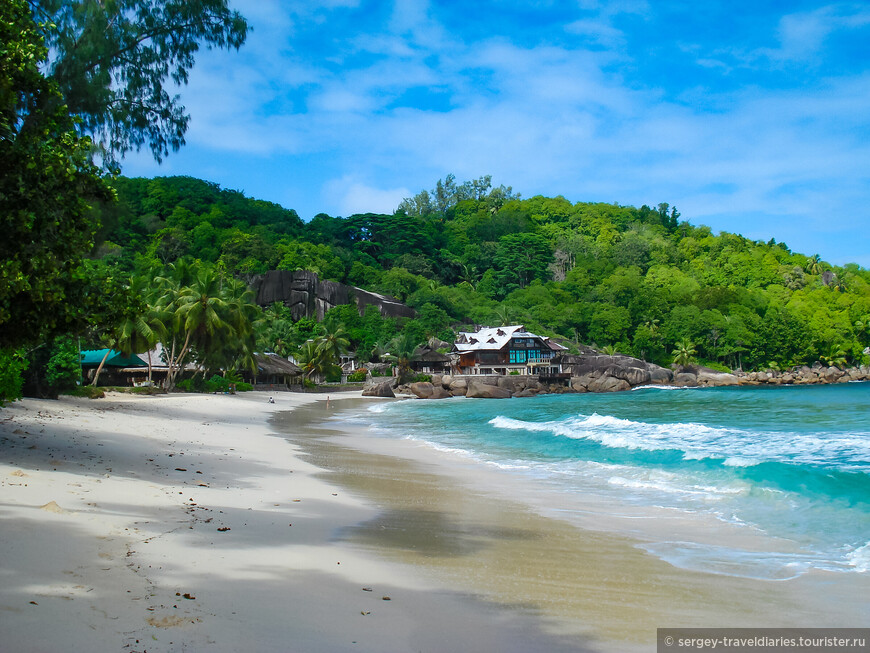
left=92, top=275, right=167, bottom=387
left=296, top=340, right=328, bottom=381
left=116, top=275, right=167, bottom=385
left=805, top=254, right=823, bottom=276
left=170, top=267, right=231, bottom=383
left=672, top=340, right=697, bottom=368
left=256, top=303, right=293, bottom=357
left=316, top=324, right=350, bottom=367
left=389, top=331, right=420, bottom=382
left=368, top=337, right=391, bottom=364
left=459, top=263, right=477, bottom=288
left=493, top=305, right=514, bottom=327
left=821, top=344, right=848, bottom=369
left=153, top=263, right=258, bottom=389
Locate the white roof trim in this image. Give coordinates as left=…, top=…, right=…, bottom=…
left=454, top=325, right=557, bottom=353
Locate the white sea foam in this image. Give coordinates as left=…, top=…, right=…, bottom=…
left=637, top=541, right=836, bottom=580
left=846, top=542, right=870, bottom=573
left=631, top=384, right=698, bottom=391
left=723, top=456, right=761, bottom=467
left=488, top=413, right=870, bottom=470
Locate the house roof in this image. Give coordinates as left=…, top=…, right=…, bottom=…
left=80, top=349, right=148, bottom=368
left=453, top=325, right=563, bottom=353
left=128, top=343, right=198, bottom=372
left=254, top=353, right=302, bottom=376
left=411, top=346, right=451, bottom=363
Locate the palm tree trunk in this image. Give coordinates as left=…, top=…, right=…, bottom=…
left=91, top=349, right=112, bottom=387
left=168, top=330, right=192, bottom=390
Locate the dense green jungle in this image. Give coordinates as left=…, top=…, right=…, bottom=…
left=96, top=173, right=869, bottom=375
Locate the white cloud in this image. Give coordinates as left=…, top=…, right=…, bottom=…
left=763, top=4, right=870, bottom=62
left=565, top=19, right=626, bottom=48
left=324, top=177, right=411, bottom=216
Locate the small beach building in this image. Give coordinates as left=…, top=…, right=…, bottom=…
left=409, top=345, right=452, bottom=375
left=80, top=349, right=148, bottom=386
left=452, top=325, right=567, bottom=376
left=248, top=353, right=303, bottom=389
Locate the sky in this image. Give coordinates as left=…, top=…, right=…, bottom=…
left=121, top=0, right=870, bottom=268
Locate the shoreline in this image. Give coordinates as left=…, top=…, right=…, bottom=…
left=2, top=389, right=867, bottom=652
left=0, top=391, right=591, bottom=652
left=283, top=396, right=870, bottom=649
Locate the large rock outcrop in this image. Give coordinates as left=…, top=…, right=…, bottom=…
left=556, top=351, right=671, bottom=391
left=246, top=270, right=416, bottom=321
left=362, top=378, right=397, bottom=398
left=465, top=380, right=512, bottom=399
left=736, top=365, right=869, bottom=386
left=409, top=382, right=451, bottom=399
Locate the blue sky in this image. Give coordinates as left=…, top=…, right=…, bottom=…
left=121, top=0, right=870, bottom=267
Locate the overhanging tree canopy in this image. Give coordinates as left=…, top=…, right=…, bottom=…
left=0, top=0, right=111, bottom=350
left=29, top=0, right=248, bottom=164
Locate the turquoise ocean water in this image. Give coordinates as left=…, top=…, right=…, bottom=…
left=338, top=382, right=870, bottom=580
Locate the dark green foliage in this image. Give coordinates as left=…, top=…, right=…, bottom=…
left=33, top=0, right=248, bottom=163
left=177, top=374, right=249, bottom=393
left=103, top=177, right=304, bottom=268
left=45, top=336, right=81, bottom=391
left=0, top=0, right=113, bottom=351
left=63, top=385, right=106, bottom=399
left=23, top=336, right=81, bottom=399
left=94, top=173, right=870, bottom=373
left=0, top=349, right=28, bottom=405
left=492, top=233, right=553, bottom=298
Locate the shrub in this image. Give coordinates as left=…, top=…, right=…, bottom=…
left=347, top=371, right=367, bottom=382
left=509, top=370, right=520, bottom=375
left=64, top=385, right=105, bottom=399
left=303, top=378, right=317, bottom=389
left=235, top=381, right=253, bottom=392
left=700, top=361, right=731, bottom=373
left=45, top=337, right=80, bottom=393
left=413, top=374, right=432, bottom=383
left=204, top=374, right=230, bottom=393
left=176, top=379, right=196, bottom=392
left=324, top=365, right=342, bottom=383
left=0, top=349, right=27, bottom=405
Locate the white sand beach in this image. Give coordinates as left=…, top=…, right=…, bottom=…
left=0, top=392, right=592, bottom=653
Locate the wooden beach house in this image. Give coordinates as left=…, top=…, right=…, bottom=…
left=452, top=325, right=567, bottom=376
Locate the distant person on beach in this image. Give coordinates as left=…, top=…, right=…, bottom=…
left=269, top=397, right=275, bottom=404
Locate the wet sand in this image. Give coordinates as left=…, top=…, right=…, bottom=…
left=279, top=399, right=870, bottom=651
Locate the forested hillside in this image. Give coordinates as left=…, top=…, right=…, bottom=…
left=99, top=174, right=870, bottom=372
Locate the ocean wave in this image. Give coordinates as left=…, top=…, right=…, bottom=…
left=488, top=413, right=870, bottom=470
left=630, top=384, right=699, bottom=391
left=637, top=541, right=843, bottom=580
left=846, top=542, right=870, bottom=573
left=607, top=474, right=746, bottom=500
left=723, top=456, right=762, bottom=467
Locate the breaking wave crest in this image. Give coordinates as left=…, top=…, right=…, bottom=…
left=488, top=413, right=870, bottom=471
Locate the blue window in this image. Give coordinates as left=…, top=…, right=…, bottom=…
left=509, top=350, right=526, bottom=363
